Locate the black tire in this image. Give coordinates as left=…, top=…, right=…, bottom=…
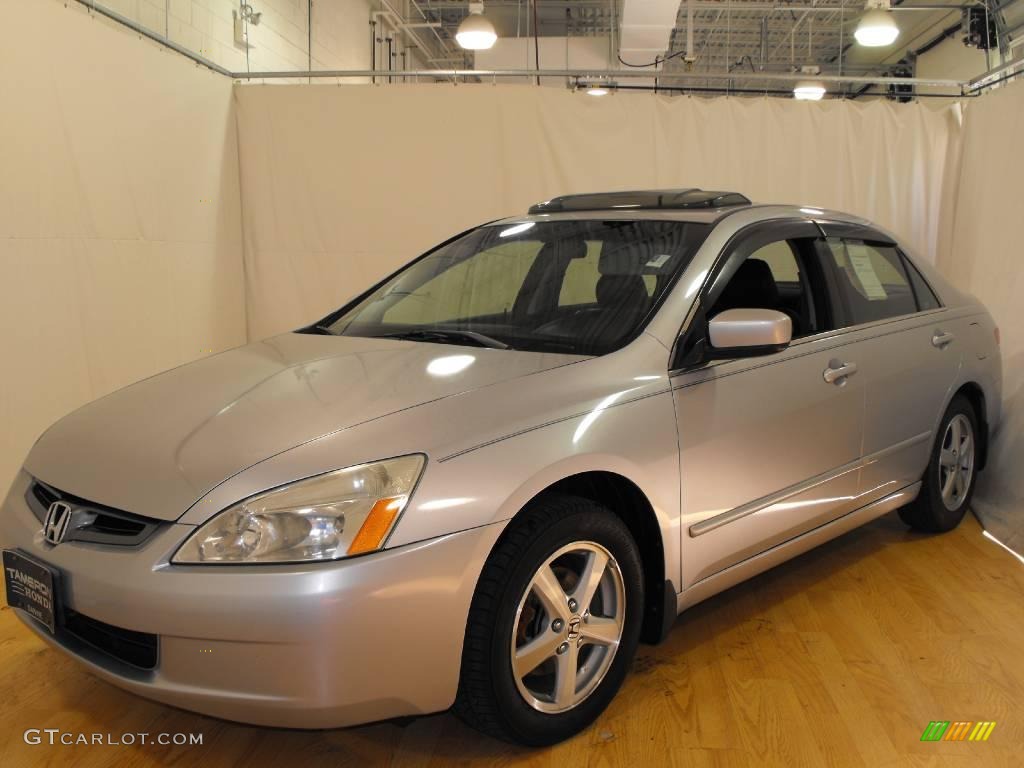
left=454, top=494, right=644, bottom=746
left=899, top=394, right=979, bottom=533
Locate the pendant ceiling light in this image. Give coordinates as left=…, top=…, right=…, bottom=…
left=793, top=81, right=826, bottom=100
left=792, top=29, right=825, bottom=101
left=855, top=1, right=900, bottom=47
left=456, top=2, right=497, bottom=50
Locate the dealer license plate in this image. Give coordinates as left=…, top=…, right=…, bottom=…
left=3, top=550, right=58, bottom=634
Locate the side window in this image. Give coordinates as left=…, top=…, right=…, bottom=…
left=383, top=241, right=541, bottom=324
left=709, top=238, right=825, bottom=339
left=754, top=240, right=800, bottom=283
left=558, top=242, right=656, bottom=307
left=901, top=254, right=941, bottom=310
left=823, top=238, right=917, bottom=325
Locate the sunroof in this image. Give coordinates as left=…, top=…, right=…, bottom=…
left=528, top=189, right=751, bottom=214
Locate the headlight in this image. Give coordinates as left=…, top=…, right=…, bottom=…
left=172, top=455, right=424, bottom=564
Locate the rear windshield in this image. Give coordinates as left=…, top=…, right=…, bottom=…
left=316, top=219, right=711, bottom=356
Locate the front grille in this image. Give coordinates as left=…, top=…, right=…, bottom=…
left=26, top=480, right=161, bottom=547
left=62, top=609, right=158, bottom=670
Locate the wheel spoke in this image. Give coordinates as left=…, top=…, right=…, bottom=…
left=572, top=549, right=609, bottom=613
left=954, top=467, right=966, bottom=499
left=581, top=615, right=621, bottom=647
left=941, top=463, right=957, bottom=500
left=940, top=448, right=956, bottom=468
left=553, top=644, right=579, bottom=708
left=513, top=633, right=561, bottom=679
left=531, top=565, right=570, bottom=622
left=949, top=418, right=961, bottom=451
left=960, top=434, right=973, bottom=467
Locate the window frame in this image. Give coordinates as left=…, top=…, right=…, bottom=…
left=671, top=218, right=827, bottom=370
left=899, top=250, right=944, bottom=311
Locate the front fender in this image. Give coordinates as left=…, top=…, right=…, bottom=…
left=387, top=389, right=682, bottom=588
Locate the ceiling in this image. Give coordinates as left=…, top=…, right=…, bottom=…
left=397, top=0, right=1024, bottom=95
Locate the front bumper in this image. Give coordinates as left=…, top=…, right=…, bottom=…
left=0, top=471, right=503, bottom=728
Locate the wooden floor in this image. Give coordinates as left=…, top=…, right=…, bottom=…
left=2, top=512, right=1023, bottom=768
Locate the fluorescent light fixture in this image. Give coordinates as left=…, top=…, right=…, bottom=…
left=855, top=7, right=899, bottom=47
left=456, top=3, right=497, bottom=50
left=587, top=86, right=609, bottom=96
left=794, top=81, right=826, bottom=101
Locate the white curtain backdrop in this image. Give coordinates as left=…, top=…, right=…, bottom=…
left=3, top=1, right=1020, bottom=536
left=234, top=85, right=962, bottom=339
left=941, top=80, right=1024, bottom=544
left=0, top=1, right=247, bottom=494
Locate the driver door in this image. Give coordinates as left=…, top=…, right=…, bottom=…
left=672, top=220, right=866, bottom=587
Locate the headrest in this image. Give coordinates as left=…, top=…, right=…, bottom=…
left=717, top=258, right=778, bottom=309
left=538, top=238, right=588, bottom=262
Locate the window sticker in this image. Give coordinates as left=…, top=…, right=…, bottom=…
left=645, top=254, right=671, bottom=269
left=845, top=243, right=888, bottom=300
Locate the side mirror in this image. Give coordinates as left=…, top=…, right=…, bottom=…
left=707, top=308, right=792, bottom=358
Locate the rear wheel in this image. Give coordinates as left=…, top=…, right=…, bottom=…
left=454, top=494, right=643, bottom=746
left=899, top=395, right=978, bottom=533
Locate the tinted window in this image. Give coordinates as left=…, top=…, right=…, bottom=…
left=902, top=254, right=941, bottom=310
left=559, top=242, right=656, bottom=307
left=823, top=238, right=916, bottom=325
left=383, top=240, right=541, bottom=324
left=321, top=219, right=711, bottom=356
left=708, top=238, right=827, bottom=340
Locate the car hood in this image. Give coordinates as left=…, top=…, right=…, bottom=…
left=25, top=333, right=584, bottom=521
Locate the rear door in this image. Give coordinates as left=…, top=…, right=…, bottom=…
left=815, top=224, right=960, bottom=503
left=672, top=221, right=867, bottom=587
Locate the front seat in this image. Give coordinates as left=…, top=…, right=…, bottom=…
left=713, top=258, right=803, bottom=336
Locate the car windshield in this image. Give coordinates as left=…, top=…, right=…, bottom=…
left=315, top=219, right=712, bottom=356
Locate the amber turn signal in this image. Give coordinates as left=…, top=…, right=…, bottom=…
left=347, top=497, right=404, bottom=555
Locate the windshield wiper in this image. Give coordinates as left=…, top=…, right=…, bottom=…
left=379, top=329, right=510, bottom=350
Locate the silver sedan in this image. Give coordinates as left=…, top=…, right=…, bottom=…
left=1, top=189, right=1001, bottom=745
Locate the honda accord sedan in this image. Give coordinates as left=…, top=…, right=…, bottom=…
left=1, top=189, right=1002, bottom=745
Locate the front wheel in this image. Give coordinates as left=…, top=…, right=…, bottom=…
left=454, top=494, right=644, bottom=745
left=899, top=394, right=979, bottom=533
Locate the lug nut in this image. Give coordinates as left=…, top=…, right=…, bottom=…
left=551, top=619, right=564, bottom=632
left=567, top=598, right=578, bottom=612
left=583, top=610, right=590, bottom=623
left=577, top=637, right=584, bottom=648
left=556, top=642, right=569, bottom=655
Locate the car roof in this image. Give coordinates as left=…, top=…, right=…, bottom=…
left=485, top=189, right=873, bottom=229
left=490, top=203, right=870, bottom=228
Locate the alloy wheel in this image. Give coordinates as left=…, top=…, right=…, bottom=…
left=939, top=413, right=975, bottom=511
left=510, top=541, right=625, bottom=714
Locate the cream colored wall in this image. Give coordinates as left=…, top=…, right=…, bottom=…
left=941, top=79, right=1024, bottom=514
left=97, top=0, right=377, bottom=73
left=0, top=0, right=247, bottom=494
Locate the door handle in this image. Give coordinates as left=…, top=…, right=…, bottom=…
left=932, top=330, right=955, bottom=348
left=823, top=361, right=858, bottom=384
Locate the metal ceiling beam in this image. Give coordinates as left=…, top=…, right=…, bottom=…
left=232, top=67, right=966, bottom=87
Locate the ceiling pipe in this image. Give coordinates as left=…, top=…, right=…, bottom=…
left=618, top=0, right=684, bottom=66
left=232, top=67, right=966, bottom=88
